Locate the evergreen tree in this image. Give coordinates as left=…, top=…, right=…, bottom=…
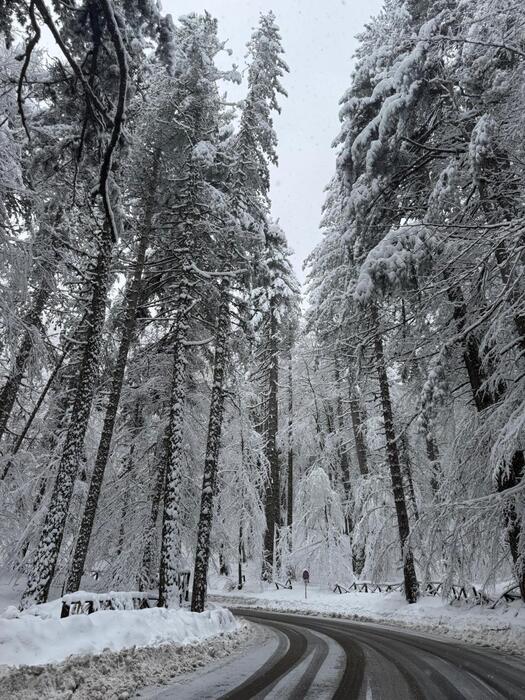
left=191, top=11, right=288, bottom=612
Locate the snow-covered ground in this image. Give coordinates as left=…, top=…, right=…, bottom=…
left=210, top=577, right=525, bottom=656
left=1, top=623, right=250, bottom=700
left=0, top=581, right=245, bottom=699
left=1, top=600, right=238, bottom=667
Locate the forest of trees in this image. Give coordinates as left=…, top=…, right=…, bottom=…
left=1, top=0, right=524, bottom=611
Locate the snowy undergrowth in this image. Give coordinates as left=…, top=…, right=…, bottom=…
left=210, top=582, right=525, bottom=656
left=0, top=601, right=239, bottom=666
left=0, top=622, right=251, bottom=700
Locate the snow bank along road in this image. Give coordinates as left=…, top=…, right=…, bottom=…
left=141, top=607, right=525, bottom=699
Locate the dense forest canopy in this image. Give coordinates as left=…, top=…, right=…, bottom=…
left=0, top=0, right=524, bottom=611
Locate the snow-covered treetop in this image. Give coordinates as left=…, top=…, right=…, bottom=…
left=232, top=11, right=288, bottom=203
left=251, top=219, right=301, bottom=341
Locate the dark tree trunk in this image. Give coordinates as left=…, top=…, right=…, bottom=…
left=333, top=361, right=352, bottom=499
left=348, top=386, right=369, bottom=477
left=494, top=242, right=525, bottom=351
left=262, top=298, right=280, bottom=580
left=425, top=434, right=441, bottom=495
left=400, top=432, right=420, bottom=522
left=238, top=522, right=244, bottom=589
left=191, top=281, right=230, bottom=613
left=286, top=351, right=293, bottom=545
left=447, top=284, right=503, bottom=411
left=21, top=234, right=113, bottom=608
left=448, top=283, right=525, bottom=600
left=139, top=428, right=168, bottom=591
left=476, top=173, right=525, bottom=600
left=341, top=361, right=369, bottom=574
left=334, top=364, right=352, bottom=515
left=497, top=450, right=525, bottom=601
left=0, top=281, right=52, bottom=445
left=491, top=244, right=525, bottom=600
left=115, top=403, right=141, bottom=562
left=64, top=181, right=155, bottom=594
left=158, top=319, right=188, bottom=607
left=334, top=360, right=365, bottom=573
left=372, top=306, right=418, bottom=603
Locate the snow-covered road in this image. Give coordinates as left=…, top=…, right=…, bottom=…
left=139, top=608, right=525, bottom=699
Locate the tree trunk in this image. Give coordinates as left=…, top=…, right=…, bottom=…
left=64, top=184, right=154, bottom=593
left=372, top=306, right=418, bottom=603
left=448, top=282, right=525, bottom=600
left=0, top=281, right=52, bottom=445
left=158, top=320, right=188, bottom=607
left=494, top=241, right=525, bottom=352
left=115, top=403, right=142, bottom=564
left=238, top=521, right=244, bottom=589
left=333, top=361, right=352, bottom=498
left=491, top=245, right=525, bottom=600
left=400, top=432, right=420, bottom=522
left=286, top=351, right=293, bottom=547
left=447, top=284, right=502, bottom=411
left=425, top=434, right=441, bottom=495
left=262, top=299, right=280, bottom=581
left=334, top=360, right=365, bottom=573
left=348, top=387, right=369, bottom=477
left=21, top=233, right=113, bottom=608
left=139, top=428, right=168, bottom=591
left=496, top=451, right=525, bottom=601
left=477, top=175, right=525, bottom=600
left=191, top=281, right=230, bottom=613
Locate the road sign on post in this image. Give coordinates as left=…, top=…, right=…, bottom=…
left=302, top=569, right=309, bottom=599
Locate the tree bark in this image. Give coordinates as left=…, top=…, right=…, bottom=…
left=371, top=306, right=418, bottom=603
left=334, top=364, right=352, bottom=509
left=139, top=428, right=168, bottom=591
left=425, top=434, right=441, bottom=495
left=191, top=280, right=230, bottom=612
left=286, top=351, right=293, bottom=546
left=348, top=386, right=369, bottom=477
left=497, top=451, right=525, bottom=601
left=334, top=360, right=366, bottom=573
left=158, top=319, right=188, bottom=607
left=262, top=298, right=280, bottom=580
left=476, top=172, right=525, bottom=600
left=115, top=403, right=142, bottom=563
left=400, top=432, right=420, bottom=522
left=64, top=176, right=155, bottom=593
left=238, top=521, right=244, bottom=589
left=0, top=280, right=52, bottom=445
left=21, top=233, right=113, bottom=607
left=448, top=282, right=525, bottom=600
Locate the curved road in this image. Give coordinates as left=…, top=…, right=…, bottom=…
left=139, top=607, right=525, bottom=699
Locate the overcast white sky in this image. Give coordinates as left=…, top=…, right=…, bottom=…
left=163, top=0, right=383, bottom=280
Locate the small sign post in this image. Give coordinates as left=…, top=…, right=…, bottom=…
left=302, top=569, right=309, bottom=599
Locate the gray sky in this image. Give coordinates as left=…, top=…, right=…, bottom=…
left=163, top=0, right=384, bottom=281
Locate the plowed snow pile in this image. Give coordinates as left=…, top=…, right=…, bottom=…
left=0, top=595, right=247, bottom=699
left=0, top=602, right=238, bottom=667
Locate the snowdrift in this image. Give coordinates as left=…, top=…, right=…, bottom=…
left=0, top=602, right=238, bottom=667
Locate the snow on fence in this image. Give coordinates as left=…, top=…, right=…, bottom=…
left=332, top=581, right=521, bottom=605
left=60, top=591, right=159, bottom=617
left=61, top=573, right=192, bottom=617
left=333, top=581, right=403, bottom=594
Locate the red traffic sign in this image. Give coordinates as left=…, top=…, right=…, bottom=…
left=302, top=569, right=310, bottom=582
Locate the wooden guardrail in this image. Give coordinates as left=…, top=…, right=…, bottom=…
left=60, top=592, right=158, bottom=618
left=275, top=578, right=293, bottom=590
left=60, top=572, right=192, bottom=617
left=332, top=581, right=521, bottom=605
